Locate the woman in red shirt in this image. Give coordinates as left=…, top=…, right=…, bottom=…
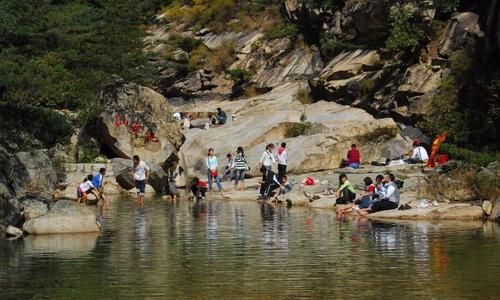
left=347, top=144, right=360, bottom=169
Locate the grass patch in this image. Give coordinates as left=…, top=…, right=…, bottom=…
left=265, top=24, right=298, bottom=40
left=440, top=144, right=498, bottom=166
left=358, top=126, right=398, bottom=143
left=188, top=41, right=235, bottom=72
left=285, top=122, right=312, bottom=138
left=295, top=88, right=313, bottom=105
left=226, top=67, right=253, bottom=82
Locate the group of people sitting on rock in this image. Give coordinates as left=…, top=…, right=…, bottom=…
left=335, top=172, right=403, bottom=216
left=176, top=107, right=229, bottom=130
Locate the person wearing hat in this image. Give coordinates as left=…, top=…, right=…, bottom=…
left=407, top=139, right=429, bottom=164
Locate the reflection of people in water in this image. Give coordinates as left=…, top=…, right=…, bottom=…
left=133, top=207, right=148, bottom=255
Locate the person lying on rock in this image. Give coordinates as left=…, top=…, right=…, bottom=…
left=356, top=173, right=400, bottom=216
left=336, top=176, right=374, bottom=215
left=77, top=175, right=102, bottom=205
left=190, top=177, right=208, bottom=200
left=335, top=173, right=356, bottom=205
left=257, top=166, right=282, bottom=200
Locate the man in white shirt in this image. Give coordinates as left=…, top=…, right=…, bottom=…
left=407, top=140, right=429, bottom=164
left=131, top=155, right=150, bottom=206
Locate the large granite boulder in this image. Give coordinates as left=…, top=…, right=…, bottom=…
left=177, top=81, right=403, bottom=179
left=15, top=150, right=57, bottom=194
left=439, top=12, right=484, bottom=57
left=23, top=200, right=100, bottom=234
left=95, top=76, right=183, bottom=165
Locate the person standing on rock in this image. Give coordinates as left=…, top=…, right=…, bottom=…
left=131, top=155, right=150, bottom=206
left=233, top=146, right=249, bottom=191
left=91, top=168, right=108, bottom=209
left=276, top=142, right=288, bottom=182
left=347, top=144, right=361, bottom=169
left=259, top=143, right=276, bottom=171
left=206, top=148, right=223, bottom=192
left=164, top=161, right=179, bottom=201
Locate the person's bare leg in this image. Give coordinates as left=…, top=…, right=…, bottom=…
left=240, top=181, right=245, bottom=191
left=172, top=194, right=177, bottom=201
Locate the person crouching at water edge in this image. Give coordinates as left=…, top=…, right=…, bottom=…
left=190, top=177, right=208, bottom=200
left=206, top=148, right=223, bottom=192
left=164, top=161, right=179, bottom=201
left=131, top=155, right=150, bottom=206
left=356, top=173, right=400, bottom=216
left=77, top=175, right=102, bottom=205
left=257, top=166, right=282, bottom=200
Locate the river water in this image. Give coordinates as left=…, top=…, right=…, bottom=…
left=1, top=196, right=500, bottom=300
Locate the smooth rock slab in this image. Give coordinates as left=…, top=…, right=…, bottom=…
left=23, top=200, right=99, bottom=234
left=368, top=203, right=484, bottom=221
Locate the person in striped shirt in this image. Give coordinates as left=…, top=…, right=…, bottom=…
left=233, top=146, right=249, bottom=191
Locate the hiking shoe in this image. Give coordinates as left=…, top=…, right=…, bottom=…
left=404, top=204, right=412, bottom=210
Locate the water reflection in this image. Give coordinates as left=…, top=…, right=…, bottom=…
left=1, top=197, right=500, bottom=300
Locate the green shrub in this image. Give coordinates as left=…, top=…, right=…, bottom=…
left=385, top=5, right=426, bottom=54
left=321, top=40, right=360, bottom=58
left=168, top=35, right=202, bottom=53
left=226, top=67, right=253, bottom=82
left=0, top=102, right=72, bottom=148
left=77, top=145, right=100, bottom=163
left=440, top=144, right=497, bottom=166
left=265, top=24, right=298, bottom=39
left=285, top=122, right=312, bottom=138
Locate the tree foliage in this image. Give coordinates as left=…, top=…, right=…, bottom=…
left=0, top=0, right=159, bottom=110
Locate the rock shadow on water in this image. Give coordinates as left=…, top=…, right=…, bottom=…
left=23, top=232, right=99, bottom=258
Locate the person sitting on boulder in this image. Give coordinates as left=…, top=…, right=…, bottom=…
left=190, top=177, right=208, bottom=200
left=77, top=175, right=101, bottom=205
left=216, top=107, right=227, bottom=125
left=336, top=176, right=374, bottom=215
left=257, top=166, right=282, bottom=200
left=347, top=144, right=361, bottom=169
left=356, top=173, right=400, bottom=216
left=335, top=173, right=356, bottom=205
left=406, top=140, right=429, bottom=164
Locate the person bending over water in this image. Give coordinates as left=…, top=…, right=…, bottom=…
left=357, top=173, right=400, bottom=216
left=165, top=161, right=179, bottom=201
left=91, top=168, right=108, bottom=209
left=257, top=166, right=282, bottom=200
left=190, top=177, right=208, bottom=200
left=335, top=173, right=356, bottom=205
left=78, top=175, right=102, bottom=205
left=131, top=155, right=150, bottom=206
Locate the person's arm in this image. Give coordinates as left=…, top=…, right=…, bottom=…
left=259, top=152, right=265, bottom=166
left=347, top=150, right=351, bottom=160
left=206, top=157, right=210, bottom=169
left=271, top=152, right=276, bottom=164
left=145, top=164, right=150, bottom=181
left=381, top=184, right=395, bottom=200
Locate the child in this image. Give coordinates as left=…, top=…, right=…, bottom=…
left=77, top=175, right=101, bottom=205
left=272, top=175, right=293, bottom=203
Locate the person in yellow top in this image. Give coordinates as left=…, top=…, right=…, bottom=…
left=335, top=173, right=356, bottom=205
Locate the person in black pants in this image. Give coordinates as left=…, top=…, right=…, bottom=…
left=190, top=177, right=208, bottom=200
left=276, top=142, right=288, bottom=182
left=258, top=166, right=281, bottom=200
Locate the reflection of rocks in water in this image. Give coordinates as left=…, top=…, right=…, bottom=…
left=23, top=233, right=98, bottom=258
left=133, top=207, right=148, bottom=255
left=206, top=202, right=219, bottom=243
